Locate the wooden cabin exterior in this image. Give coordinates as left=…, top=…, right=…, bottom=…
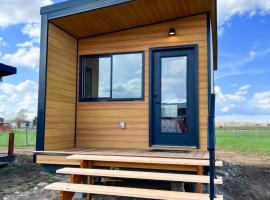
left=35, top=0, right=222, bottom=199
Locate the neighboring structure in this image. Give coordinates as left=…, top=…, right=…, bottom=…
left=35, top=0, right=222, bottom=199
left=0, top=63, right=17, bottom=131
left=0, top=63, right=16, bottom=164
left=0, top=63, right=16, bottom=82
left=0, top=118, right=12, bottom=133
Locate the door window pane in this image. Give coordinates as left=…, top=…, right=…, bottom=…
left=83, top=57, right=111, bottom=98
left=112, top=53, right=143, bottom=98
left=161, top=56, right=187, bottom=134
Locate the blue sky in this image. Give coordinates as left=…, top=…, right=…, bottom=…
left=1, top=0, right=270, bottom=122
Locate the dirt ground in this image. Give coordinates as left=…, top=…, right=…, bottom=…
left=0, top=148, right=269, bottom=200
left=216, top=149, right=270, bottom=200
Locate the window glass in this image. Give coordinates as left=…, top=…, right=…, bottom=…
left=81, top=52, right=143, bottom=101
left=161, top=56, right=187, bottom=134
left=83, top=57, right=111, bottom=98
left=112, top=53, right=143, bottom=99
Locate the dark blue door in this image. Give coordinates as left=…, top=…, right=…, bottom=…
left=150, top=46, right=198, bottom=147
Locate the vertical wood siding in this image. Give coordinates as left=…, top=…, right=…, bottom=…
left=44, top=23, right=77, bottom=150
left=77, top=14, right=208, bottom=151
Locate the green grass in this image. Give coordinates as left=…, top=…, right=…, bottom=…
left=0, top=129, right=36, bottom=147
left=216, top=130, right=270, bottom=155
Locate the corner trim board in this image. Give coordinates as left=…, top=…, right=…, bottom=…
left=36, top=14, right=49, bottom=151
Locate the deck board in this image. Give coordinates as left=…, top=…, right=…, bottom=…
left=45, top=182, right=223, bottom=200
left=57, top=167, right=223, bottom=184
left=67, top=154, right=223, bottom=167
left=35, top=147, right=209, bottom=160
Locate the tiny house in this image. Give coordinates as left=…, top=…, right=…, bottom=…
left=35, top=0, right=222, bottom=199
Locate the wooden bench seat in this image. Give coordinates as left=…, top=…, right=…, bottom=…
left=67, top=154, right=223, bottom=167
left=57, top=167, right=223, bottom=184
left=45, top=182, right=223, bottom=200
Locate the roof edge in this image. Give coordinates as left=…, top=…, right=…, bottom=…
left=40, top=0, right=131, bottom=20
left=41, top=0, right=95, bottom=14
left=0, top=63, right=17, bottom=76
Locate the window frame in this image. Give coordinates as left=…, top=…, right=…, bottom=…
left=79, top=51, right=145, bottom=102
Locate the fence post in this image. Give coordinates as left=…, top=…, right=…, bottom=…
left=26, top=127, right=28, bottom=145
left=8, top=131, right=14, bottom=156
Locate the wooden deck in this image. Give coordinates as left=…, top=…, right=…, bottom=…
left=35, top=147, right=209, bottom=160
left=34, top=147, right=220, bottom=172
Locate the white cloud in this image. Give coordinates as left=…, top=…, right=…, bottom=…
left=0, top=0, right=53, bottom=70
left=0, top=80, right=38, bottom=120
left=251, top=90, right=270, bottom=110
left=218, top=0, right=270, bottom=35
left=1, top=45, right=40, bottom=69
left=21, top=23, right=41, bottom=42
left=239, top=84, right=251, bottom=91
left=216, top=85, right=270, bottom=120
left=0, top=37, right=7, bottom=47
left=0, top=0, right=53, bottom=27
left=215, top=85, right=249, bottom=113
left=16, top=41, right=34, bottom=48
left=219, top=50, right=260, bottom=69
left=1, top=22, right=43, bottom=70
left=216, top=47, right=270, bottom=80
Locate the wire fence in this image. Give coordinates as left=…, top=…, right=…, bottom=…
left=0, top=127, right=36, bottom=147
left=216, top=126, right=270, bottom=136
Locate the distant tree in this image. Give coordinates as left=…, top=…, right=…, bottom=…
left=13, top=109, right=27, bottom=128
left=32, top=116, right=37, bottom=128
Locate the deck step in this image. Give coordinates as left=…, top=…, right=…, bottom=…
left=45, top=182, right=223, bottom=200
left=57, top=167, right=223, bottom=184
left=67, top=154, right=223, bottom=167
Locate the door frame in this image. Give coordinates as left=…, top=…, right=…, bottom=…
left=149, top=44, right=199, bottom=148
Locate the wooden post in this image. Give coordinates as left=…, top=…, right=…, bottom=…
left=197, top=166, right=203, bottom=193
left=61, top=161, right=90, bottom=200
left=60, top=191, right=73, bottom=200
left=79, top=160, right=93, bottom=200
left=87, top=161, right=93, bottom=200
left=8, top=132, right=14, bottom=156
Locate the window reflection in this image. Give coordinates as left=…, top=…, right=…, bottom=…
left=83, top=57, right=111, bottom=98
left=112, top=53, right=143, bottom=99
left=161, top=56, right=187, bottom=134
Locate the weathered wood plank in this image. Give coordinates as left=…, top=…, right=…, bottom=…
left=57, top=167, right=223, bottom=184
left=45, top=183, right=223, bottom=200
